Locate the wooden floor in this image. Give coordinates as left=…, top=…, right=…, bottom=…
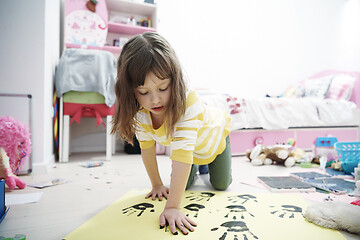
left=1, top=152, right=359, bottom=240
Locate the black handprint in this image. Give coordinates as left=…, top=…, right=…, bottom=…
left=224, top=205, right=255, bottom=220
left=184, top=203, right=205, bottom=218
left=211, top=221, right=258, bottom=240
left=122, top=203, right=155, bottom=217
left=185, top=192, right=215, bottom=202
left=270, top=204, right=302, bottom=218
left=227, top=194, right=258, bottom=204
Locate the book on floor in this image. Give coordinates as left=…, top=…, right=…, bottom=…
left=257, top=176, right=316, bottom=192
left=290, top=171, right=330, bottom=180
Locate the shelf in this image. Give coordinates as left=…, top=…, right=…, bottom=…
left=65, top=43, right=122, bottom=54
left=107, top=0, right=156, bottom=16
left=108, top=22, right=156, bottom=35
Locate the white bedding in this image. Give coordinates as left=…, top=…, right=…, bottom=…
left=198, top=91, right=358, bottom=131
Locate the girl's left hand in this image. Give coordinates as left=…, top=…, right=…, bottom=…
left=159, top=208, right=197, bottom=235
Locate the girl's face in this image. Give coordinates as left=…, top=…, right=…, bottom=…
left=134, top=71, right=171, bottom=119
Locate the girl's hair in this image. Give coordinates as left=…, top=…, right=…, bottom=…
left=111, top=32, right=187, bottom=144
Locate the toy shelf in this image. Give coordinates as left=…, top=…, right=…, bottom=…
left=107, top=0, right=156, bottom=17
left=65, top=43, right=122, bottom=54
left=108, top=22, right=156, bottom=35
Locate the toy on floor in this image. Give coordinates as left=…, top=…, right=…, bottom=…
left=304, top=201, right=360, bottom=234
left=327, top=159, right=359, bottom=175
left=0, top=116, right=31, bottom=190
left=0, top=234, right=26, bottom=240
left=313, top=137, right=338, bottom=161
left=245, top=144, right=296, bottom=167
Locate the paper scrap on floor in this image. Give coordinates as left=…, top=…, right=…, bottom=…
left=28, top=178, right=71, bottom=189
left=5, top=192, right=43, bottom=205
left=64, top=190, right=345, bottom=240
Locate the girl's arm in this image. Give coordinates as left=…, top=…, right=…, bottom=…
left=160, top=160, right=197, bottom=235
left=141, top=146, right=169, bottom=200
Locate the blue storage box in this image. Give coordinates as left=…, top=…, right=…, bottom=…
left=335, top=142, right=360, bottom=164
left=0, top=179, right=9, bottom=224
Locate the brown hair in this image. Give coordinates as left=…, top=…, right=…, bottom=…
left=111, top=32, right=187, bottom=144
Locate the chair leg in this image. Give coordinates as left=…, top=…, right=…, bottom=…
left=61, top=115, right=70, bottom=163
left=59, top=96, right=64, bottom=162
left=106, top=115, right=112, bottom=161
left=112, top=133, right=116, bottom=155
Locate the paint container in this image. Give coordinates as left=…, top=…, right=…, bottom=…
left=80, top=161, right=104, bottom=168
left=354, top=164, right=360, bottom=181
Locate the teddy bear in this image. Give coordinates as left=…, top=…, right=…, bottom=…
left=0, top=116, right=31, bottom=190
left=245, top=144, right=296, bottom=167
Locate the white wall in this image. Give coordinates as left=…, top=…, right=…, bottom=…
left=157, top=0, right=360, bottom=97
left=68, top=0, right=360, bottom=154
left=3, top=0, right=358, bottom=165
left=0, top=1, right=60, bottom=173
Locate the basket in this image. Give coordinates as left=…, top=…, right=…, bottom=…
left=334, top=142, right=360, bottom=163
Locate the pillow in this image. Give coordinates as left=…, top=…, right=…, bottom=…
left=283, top=85, right=305, bottom=98
left=326, top=74, right=356, bottom=101
left=303, top=75, right=333, bottom=99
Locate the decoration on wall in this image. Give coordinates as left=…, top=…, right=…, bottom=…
left=65, top=0, right=108, bottom=47
left=64, top=190, right=345, bottom=240
left=86, top=0, right=98, bottom=12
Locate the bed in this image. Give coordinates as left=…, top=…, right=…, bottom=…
left=198, top=70, right=360, bottom=155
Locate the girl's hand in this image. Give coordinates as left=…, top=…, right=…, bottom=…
left=146, top=185, right=169, bottom=201
left=160, top=208, right=197, bottom=235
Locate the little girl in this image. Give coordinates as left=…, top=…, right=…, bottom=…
left=111, top=32, right=232, bottom=235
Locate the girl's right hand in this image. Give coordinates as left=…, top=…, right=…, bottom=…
left=146, top=185, right=170, bottom=201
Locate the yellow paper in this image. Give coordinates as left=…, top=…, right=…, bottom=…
left=64, top=190, right=345, bottom=240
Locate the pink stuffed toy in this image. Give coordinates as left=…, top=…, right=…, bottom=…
left=0, top=116, right=31, bottom=190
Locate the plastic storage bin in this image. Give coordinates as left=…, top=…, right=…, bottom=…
left=334, top=142, right=360, bottom=163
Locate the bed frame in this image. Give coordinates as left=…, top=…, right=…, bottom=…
left=229, top=70, right=360, bottom=155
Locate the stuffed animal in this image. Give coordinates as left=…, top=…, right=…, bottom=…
left=0, top=116, right=31, bottom=190
left=246, top=144, right=296, bottom=167
left=304, top=201, right=360, bottom=234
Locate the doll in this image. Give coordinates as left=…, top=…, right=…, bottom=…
left=0, top=116, right=31, bottom=189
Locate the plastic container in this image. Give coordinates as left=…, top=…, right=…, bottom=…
left=334, top=142, right=360, bottom=163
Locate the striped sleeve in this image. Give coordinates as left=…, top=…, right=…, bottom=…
left=170, top=91, right=203, bottom=164
left=135, top=112, right=155, bottom=149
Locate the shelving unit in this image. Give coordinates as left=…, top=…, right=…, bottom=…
left=108, top=21, right=156, bottom=35
left=107, top=0, right=157, bottom=20
left=59, top=0, right=158, bottom=161
left=65, top=0, right=157, bottom=55
left=105, top=0, right=157, bottom=54
left=65, top=43, right=122, bottom=54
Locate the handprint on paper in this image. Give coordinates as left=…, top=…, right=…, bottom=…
left=224, top=205, right=255, bottom=220
left=185, top=192, right=215, bottom=202
left=183, top=203, right=205, bottom=218
left=211, top=221, right=258, bottom=240
left=227, top=194, right=258, bottom=204
left=269, top=204, right=302, bottom=218
left=122, top=202, right=155, bottom=217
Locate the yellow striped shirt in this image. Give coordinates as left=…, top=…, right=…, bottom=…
left=135, top=90, right=231, bottom=165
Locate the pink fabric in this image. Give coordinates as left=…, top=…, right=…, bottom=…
left=0, top=116, right=31, bottom=173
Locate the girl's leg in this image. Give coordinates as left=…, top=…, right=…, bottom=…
left=186, top=164, right=198, bottom=190
left=208, top=136, right=232, bottom=190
